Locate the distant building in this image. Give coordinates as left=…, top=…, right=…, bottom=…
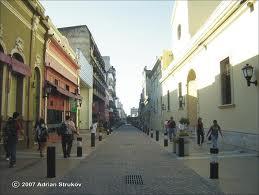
left=130, top=107, right=138, bottom=117
left=58, top=25, right=108, bottom=122
left=77, top=49, right=93, bottom=130
left=103, top=56, right=117, bottom=124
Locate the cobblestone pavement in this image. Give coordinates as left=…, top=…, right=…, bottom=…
left=41, top=125, right=222, bottom=195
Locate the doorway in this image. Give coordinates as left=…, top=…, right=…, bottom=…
left=187, top=69, right=198, bottom=127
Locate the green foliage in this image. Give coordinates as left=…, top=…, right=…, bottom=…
left=179, top=130, right=189, bottom=137
left=179, top=117, right=190, bottom=125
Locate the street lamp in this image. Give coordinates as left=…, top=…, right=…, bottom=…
left=242, top=64, right=257, bottom=86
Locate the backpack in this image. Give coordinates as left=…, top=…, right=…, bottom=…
left=38, top=126, right=48, bottom=139
left=4, top=118, right=17, bottom=138
left=59, top=122, right=69, bottom=135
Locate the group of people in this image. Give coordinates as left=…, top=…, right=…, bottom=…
left=164, top=116, right=223, bottom=149
left=196, top=118, right=223, bottom=148
left=2, top=112, right=115, bottom=167
left=90, top=120, right=112, bottom=136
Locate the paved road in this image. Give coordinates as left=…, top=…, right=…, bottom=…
left=45, top=125, right=222, bottom=195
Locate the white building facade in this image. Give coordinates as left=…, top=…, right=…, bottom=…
left=78, top=49, right=93, bottom=130
left=161, top=0, right=259, bottom=152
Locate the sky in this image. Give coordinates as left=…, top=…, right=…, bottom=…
left=40, top=0, right=173, bottom=115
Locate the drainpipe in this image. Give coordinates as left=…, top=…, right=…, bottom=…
left=42, top=16, right=50, bottom=124
left=26, top=12, right=38, bottom=148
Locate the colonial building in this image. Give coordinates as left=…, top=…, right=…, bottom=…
left=149, top=58, right=163, bottom=131
left=139, top=66, right=152, bottom=129
left=0, top=0, right=48, bottom=148
left=44, top=20, right=80, bottom=130
left=160, top=0, right=259, bottom=151
left=77, top=49, right=93, bottom=130
left=58, top=25, right=108, bottom=122
left=103, top=56, right=117, bottom=125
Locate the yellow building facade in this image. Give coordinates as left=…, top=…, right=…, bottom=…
left=0, top=0, right=48, bottom=148
left=161, top=0, right=259, bottom=151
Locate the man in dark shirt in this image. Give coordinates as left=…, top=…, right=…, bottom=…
left=167, top=117, right=176, bottom=141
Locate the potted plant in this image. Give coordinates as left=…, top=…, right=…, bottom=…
left=176, top=117, right=190, bottom=156
left=179, top=117, right=190, bottom=131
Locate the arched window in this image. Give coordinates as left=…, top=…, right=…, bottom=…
left=13, top=53, right=24, bottom=63
left=177, top=24, right=182, bottom=40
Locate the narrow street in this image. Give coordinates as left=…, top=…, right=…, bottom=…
left=47, top=125, right=223, bottom=195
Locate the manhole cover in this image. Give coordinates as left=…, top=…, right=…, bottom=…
left=125, top=175, right=143, bottom=185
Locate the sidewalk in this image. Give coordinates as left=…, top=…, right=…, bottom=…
left=142, top=129, right=259, bottom=195
left=0, top=130, right=114, bottom=194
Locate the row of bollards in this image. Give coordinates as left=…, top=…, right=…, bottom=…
left=47, top=129, right=113, bottom=178
left=141, top=126, right=219, bottom=180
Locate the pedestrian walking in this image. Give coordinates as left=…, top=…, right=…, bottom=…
left=91, top=119, right=98, bottom=135
left=34, top=118, right=41, bottom=151
left=206, top=120, right=223, bottom=148
left=36, top=118, right=48, bottom=157
left=6, top=112, right=23, bottom=168
left=164, top=120, right=169, bottom=134
left=167, top=117, right=176, bottom=142
left=2, top=117, right=12, bottom=161
left=196, top=117, right=205, bottom=146
left=60, top=116, right=78, bottom=158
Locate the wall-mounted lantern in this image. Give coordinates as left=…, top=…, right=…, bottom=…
left=43, top=85, right=52, bottom=98
left=242, top=64, right=257, bottom=86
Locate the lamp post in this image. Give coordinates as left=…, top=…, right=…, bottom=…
left=43, top=85, right=52, bottom=124
left=242, top=64, right=257, bottom=86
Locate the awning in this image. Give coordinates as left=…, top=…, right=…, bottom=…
left=0, top=51, right=11, bottom=64
left=11, top=57, right=31, bottom=76
left=46, top=81, right=82, bottom=100
left=0, top=51, right=31, bottom=77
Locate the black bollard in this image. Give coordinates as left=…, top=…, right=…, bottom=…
left=151, top=129, right=153, bottom=138
left=164, top=132, right=168, bottom=147
left=178, top=137, right=184, bottom=157
left=91, top=133, right=95, bottom=147
left=210, top=148, right=219, bottom=179
left=156, top=130, right=159, bottom=141
left=77, top=137, right=82, bottom=157
left=47, top=146, right=56, bottom=178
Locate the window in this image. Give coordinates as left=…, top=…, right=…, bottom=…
left=178, top=82, right=183, bottom=109
left=220, top=57, right=232, bottom=105
left=65, top=84, right=70, bottom=91
left=167, top=90, right=170, bottom=110
left=177, top=24, right=181, bottom=40
left=156, top=98, right=158, bottom=113
left=54, top=79, right=59, bottom=86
